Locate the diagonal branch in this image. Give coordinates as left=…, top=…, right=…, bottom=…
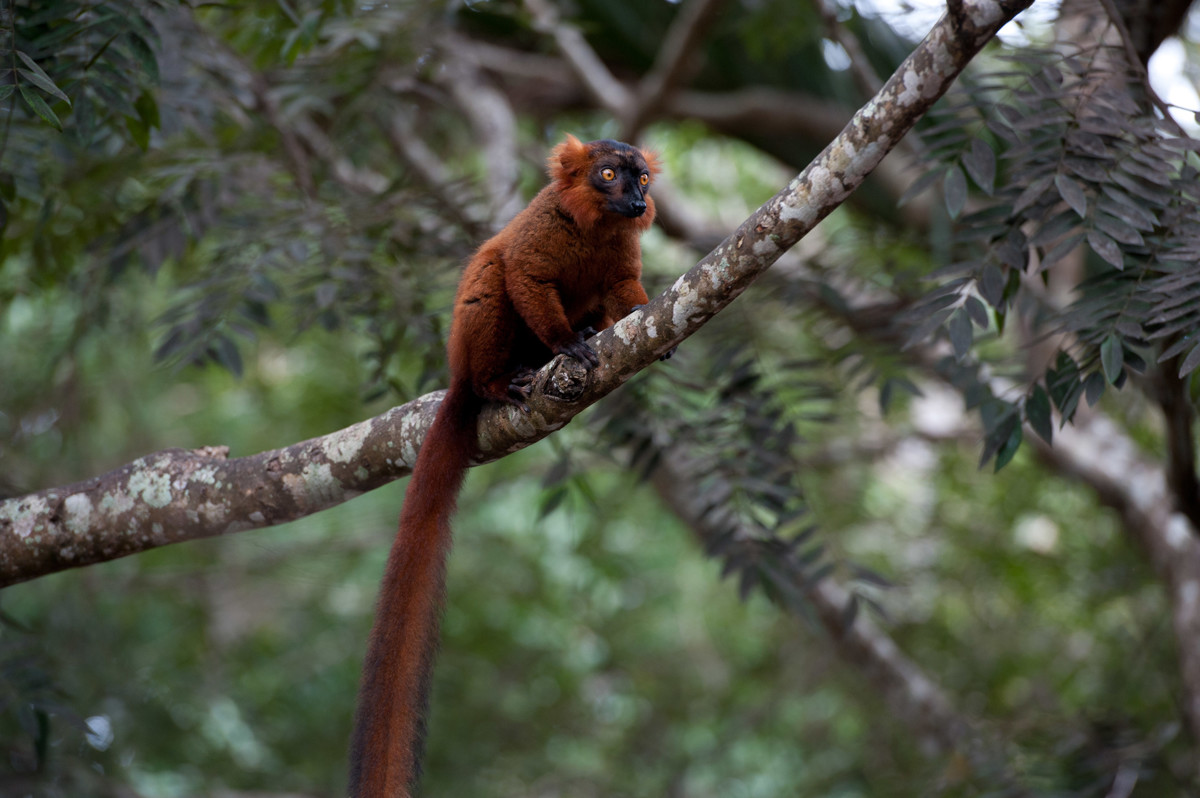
left=623, top=0, right=729, bottom=140
left=650, top=445, right=978, bottom=757
left=522, top=0, right=633, bottom=112
left=380, top=110, right=494, bottom=240
left=0, top=0, right=1034, bottom=585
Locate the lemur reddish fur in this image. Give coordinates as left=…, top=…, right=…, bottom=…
left=349, top=135, right=659, bottom=797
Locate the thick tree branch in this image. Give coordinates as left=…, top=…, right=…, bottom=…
left=1, top=0, right=1033, bottom=585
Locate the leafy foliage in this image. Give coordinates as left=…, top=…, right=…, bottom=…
left=589, top=340, right=887, bottom=625
left=0, top=0, right=172, bottom=215
left=904, top=43, right=1200, bottom=465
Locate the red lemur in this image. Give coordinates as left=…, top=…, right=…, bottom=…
left=349, top=135, right=660, bottom=797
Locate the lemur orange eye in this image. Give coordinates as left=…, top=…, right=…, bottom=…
left=639, top=173, right=649, bottom=186
left=601, top=168, right=616, bottom=181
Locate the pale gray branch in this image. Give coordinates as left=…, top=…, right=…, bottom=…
left=382, top=110, right=493, bottom=239
left=432, top=39, right=525, bottom=224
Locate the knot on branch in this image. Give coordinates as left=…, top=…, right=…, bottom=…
left=539, top=355, right=592, bottom=403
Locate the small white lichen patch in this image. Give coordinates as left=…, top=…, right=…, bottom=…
left=9, top=496, right=49, bottom=539
left=193, top=465, right=220, bottom=485
left=128, top=469, right=173, bottom=509
left=843, top=139, right=889, bottom=184
left=200, top=501, right=227, bottom=525
left=973, top=1, right=1002, bottom=26
left=397, top=408, right=429, bottom=466
left=614, top=315, right=637, bottom=345
left=644, top=316, right=658, bottom=339
left=282, top=462, right=341, bottom=507
left=327, top=421, right=371, bottom=464
left=898, top=66, right=924, bottom=106
left=671, top=272, right=708, bottom=331
left=780, top=197, right=819, bottom=228
left=100, top=490, right=134, bottom=517
left=756, top=234, right=784, bottom=256
left=63, top=494, right=94, bottom=536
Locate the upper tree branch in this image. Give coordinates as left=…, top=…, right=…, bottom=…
left=0, top=0, right=1034, bottom=586
left=523, top=0, right=633, bottom=111
left=623, top=0, right=728, bottom=140
left=454, top=38, right=933, bottom=226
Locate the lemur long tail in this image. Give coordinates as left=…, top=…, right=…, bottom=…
left=349, top=379, right=479, bottom=798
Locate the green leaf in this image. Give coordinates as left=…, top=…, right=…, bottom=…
left=962, top=138, right=995, bottom=194
left=0, top=84, right=13, bottom=102
left=126, top=33, right=161, bottom=83
left=1100, top=334, right=1123, bottom=384
left=900, top=167, right=945, bottom=207
left=1040, top=232, right=1083, bottom=271
left=964, top=295, right=989, bottom=327
left=15, top=51, right=70, bottom=105
left=979, top=263, right=1005, bottom=307
left=134, top=91, right=160, bottom=130
left=1180, top=342, right=1200, bottom=378
left=1084, top=371, right=1106, bottom=406
left=282, top=10, right=323, bottom=65
left=1086, top=229, right=1123, bottom=269
left=1055, top=173, right=1087, bottom=217
left=948, top=309, right=972, bottom=361
left=1014, top=174, right=1052, bottom=215
left=125, top=115, right=150, bottom=150
left=944, top=164, right=967, bottom=219
left=979, top=411, right=1018, bottom=469
left=1093, top=212, right=1144, bottom=246
left=1026, top=385, right=1052, bottom=444
left=994, top=421, right=1023, bottom=472
left=18, top=84, right=62, bottom=130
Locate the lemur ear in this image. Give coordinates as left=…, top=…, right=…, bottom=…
left=640, top=147, right=662, bottom=178
left=549, top=134, right=589, bottom=183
